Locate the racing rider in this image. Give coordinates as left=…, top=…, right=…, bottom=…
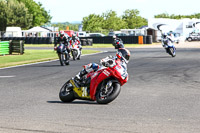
left=112, top=35, right=124, bottom=49
left=74, top=48, right=130, bottom=86
left=69, top=34, right=82, bottom=51
left=54, top=31, right=70, bottom=53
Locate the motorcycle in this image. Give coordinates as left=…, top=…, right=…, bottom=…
left=70, top=41, right=81, bottom=60
left=162, top=38, right=176, bottom=57
left=59, top=61, right=128, bottom=104
left=56, top=43, right=70, bottom=66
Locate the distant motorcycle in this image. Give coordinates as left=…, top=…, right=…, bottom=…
left=70, top=41, right=81, bottom=60
left=59, top=61, right=128, bottom=104
left=56, top=43, right=70, bottom=66
left=162, top=37, right=176, bottom=57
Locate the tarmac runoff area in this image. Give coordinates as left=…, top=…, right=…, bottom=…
left=138, top=41, right=200, bottom=48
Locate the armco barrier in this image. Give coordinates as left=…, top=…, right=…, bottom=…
left=0, top=41, right=9, bottom=55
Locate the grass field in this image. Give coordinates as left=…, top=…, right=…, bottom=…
left=0, top=49, right=100, bottom=68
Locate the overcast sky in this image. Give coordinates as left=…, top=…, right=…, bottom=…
left=34, top=0, right=200, bottom=23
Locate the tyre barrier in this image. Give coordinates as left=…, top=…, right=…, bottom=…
left=0, top=37, right=53, bottom=44
left=0, top=36, right=152, bottom=44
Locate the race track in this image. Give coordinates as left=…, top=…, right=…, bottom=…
left=0, top=46, right=200, bottom=133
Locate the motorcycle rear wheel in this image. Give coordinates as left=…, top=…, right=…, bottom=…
left=169, top=48, right=176, bottom=57
left=59, top=81, right=75, bottom=102
left=72, top=50, right=78, bottom=60
left=96, top=80, right=121, bottom=104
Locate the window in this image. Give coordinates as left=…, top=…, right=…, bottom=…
left=186, top=25, right=193, bottom=28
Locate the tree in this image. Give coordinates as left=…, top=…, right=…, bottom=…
left=82, top=14, right=104, bottom=32
left=17, top=0, right=51, bottom=26
left=0, top=0, right=7, bottom=31
left=0, top=0, right=32, bottom=31
left=154, top=13, right=200, bottom=19
left=52, top=22, right=79, bottom=31
left=122, top=9, right=147, bottom=29
left=103, top=10, right=127, bottom=31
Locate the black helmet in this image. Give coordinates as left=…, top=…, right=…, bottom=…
left=116, top=48, right=130, bottom=63
left=72, top=33, right=76, bottom=40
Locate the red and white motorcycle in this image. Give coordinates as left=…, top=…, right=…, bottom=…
left=59, top=59, right=128, bottom=104
left=69, top=40, right=81, bottom=60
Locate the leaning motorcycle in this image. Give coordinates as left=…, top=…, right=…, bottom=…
left=59, top=61, right=128, bottom=104
left=70, top=41, right=81, bottom=60
left=56, top=43, right=70, bottom=66
left=162, top=38, right=176, bottom=57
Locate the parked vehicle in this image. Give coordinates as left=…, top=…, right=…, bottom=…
left=59, top=61, right=128, bottom=104
left=115, top=33, right=127, bottom=36
left=70, top=41, right=81, bottom=60
left=56, top=43, right=70, bottom=66
left=77, top=32, right=89, bottom=37
left=186, top=33, right=200, bottom=42
left=89, top=33, right=105, bottom=37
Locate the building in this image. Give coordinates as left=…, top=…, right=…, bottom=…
left=148, top=18, right=200, bottom=42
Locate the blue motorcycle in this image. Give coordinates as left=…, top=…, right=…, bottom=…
left=56, top=43, right=70, bottom=66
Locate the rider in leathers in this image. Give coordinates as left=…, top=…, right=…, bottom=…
left=69, top=34, right=82, bottom=52
left=75, top=48, right=130, bottom=86
left=162, top=32, right=175, bottom=52
left=54, top=31, right=70, bottom=54
left=112, top=35, right=124, bottom=49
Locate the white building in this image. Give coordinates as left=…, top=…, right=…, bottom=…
left=148, top=18, right=200, bottom=41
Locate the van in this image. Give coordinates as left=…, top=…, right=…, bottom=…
left=89, top=33, right=105, bottom=37
left=77, top=32, right=89, bottom=37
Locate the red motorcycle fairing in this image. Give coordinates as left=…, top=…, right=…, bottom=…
left=88, top=63, right=128, bottom=100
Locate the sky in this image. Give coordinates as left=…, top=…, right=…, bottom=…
left=34, top=0, right=200, bottom=23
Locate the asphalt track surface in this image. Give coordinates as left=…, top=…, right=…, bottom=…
left=0, top=46, right=200, bottom=133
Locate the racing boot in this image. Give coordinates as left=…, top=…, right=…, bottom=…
left=74, top=69, right=88, bottom=86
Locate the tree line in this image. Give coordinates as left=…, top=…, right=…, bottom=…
left=0, top=0, right=51, bottom=31
left=154, top=13, right=200, bottom=19
left=82, top=9, right=147, bottom=33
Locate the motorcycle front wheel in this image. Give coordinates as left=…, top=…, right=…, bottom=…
left=58, top=53, right=65, bottom=66
left=64, top=53, right=70, bottom=65
left=96, top=80, right=121, bottom=104
left=59, top=81, right=75, bottom=102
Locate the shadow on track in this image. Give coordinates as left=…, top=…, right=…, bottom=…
left=47, top=100, right=97, bottom=105
left=146, top=56, right=174, bottom=58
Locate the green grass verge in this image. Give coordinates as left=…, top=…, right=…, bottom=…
left=0, top=49, right=100, bottom=68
